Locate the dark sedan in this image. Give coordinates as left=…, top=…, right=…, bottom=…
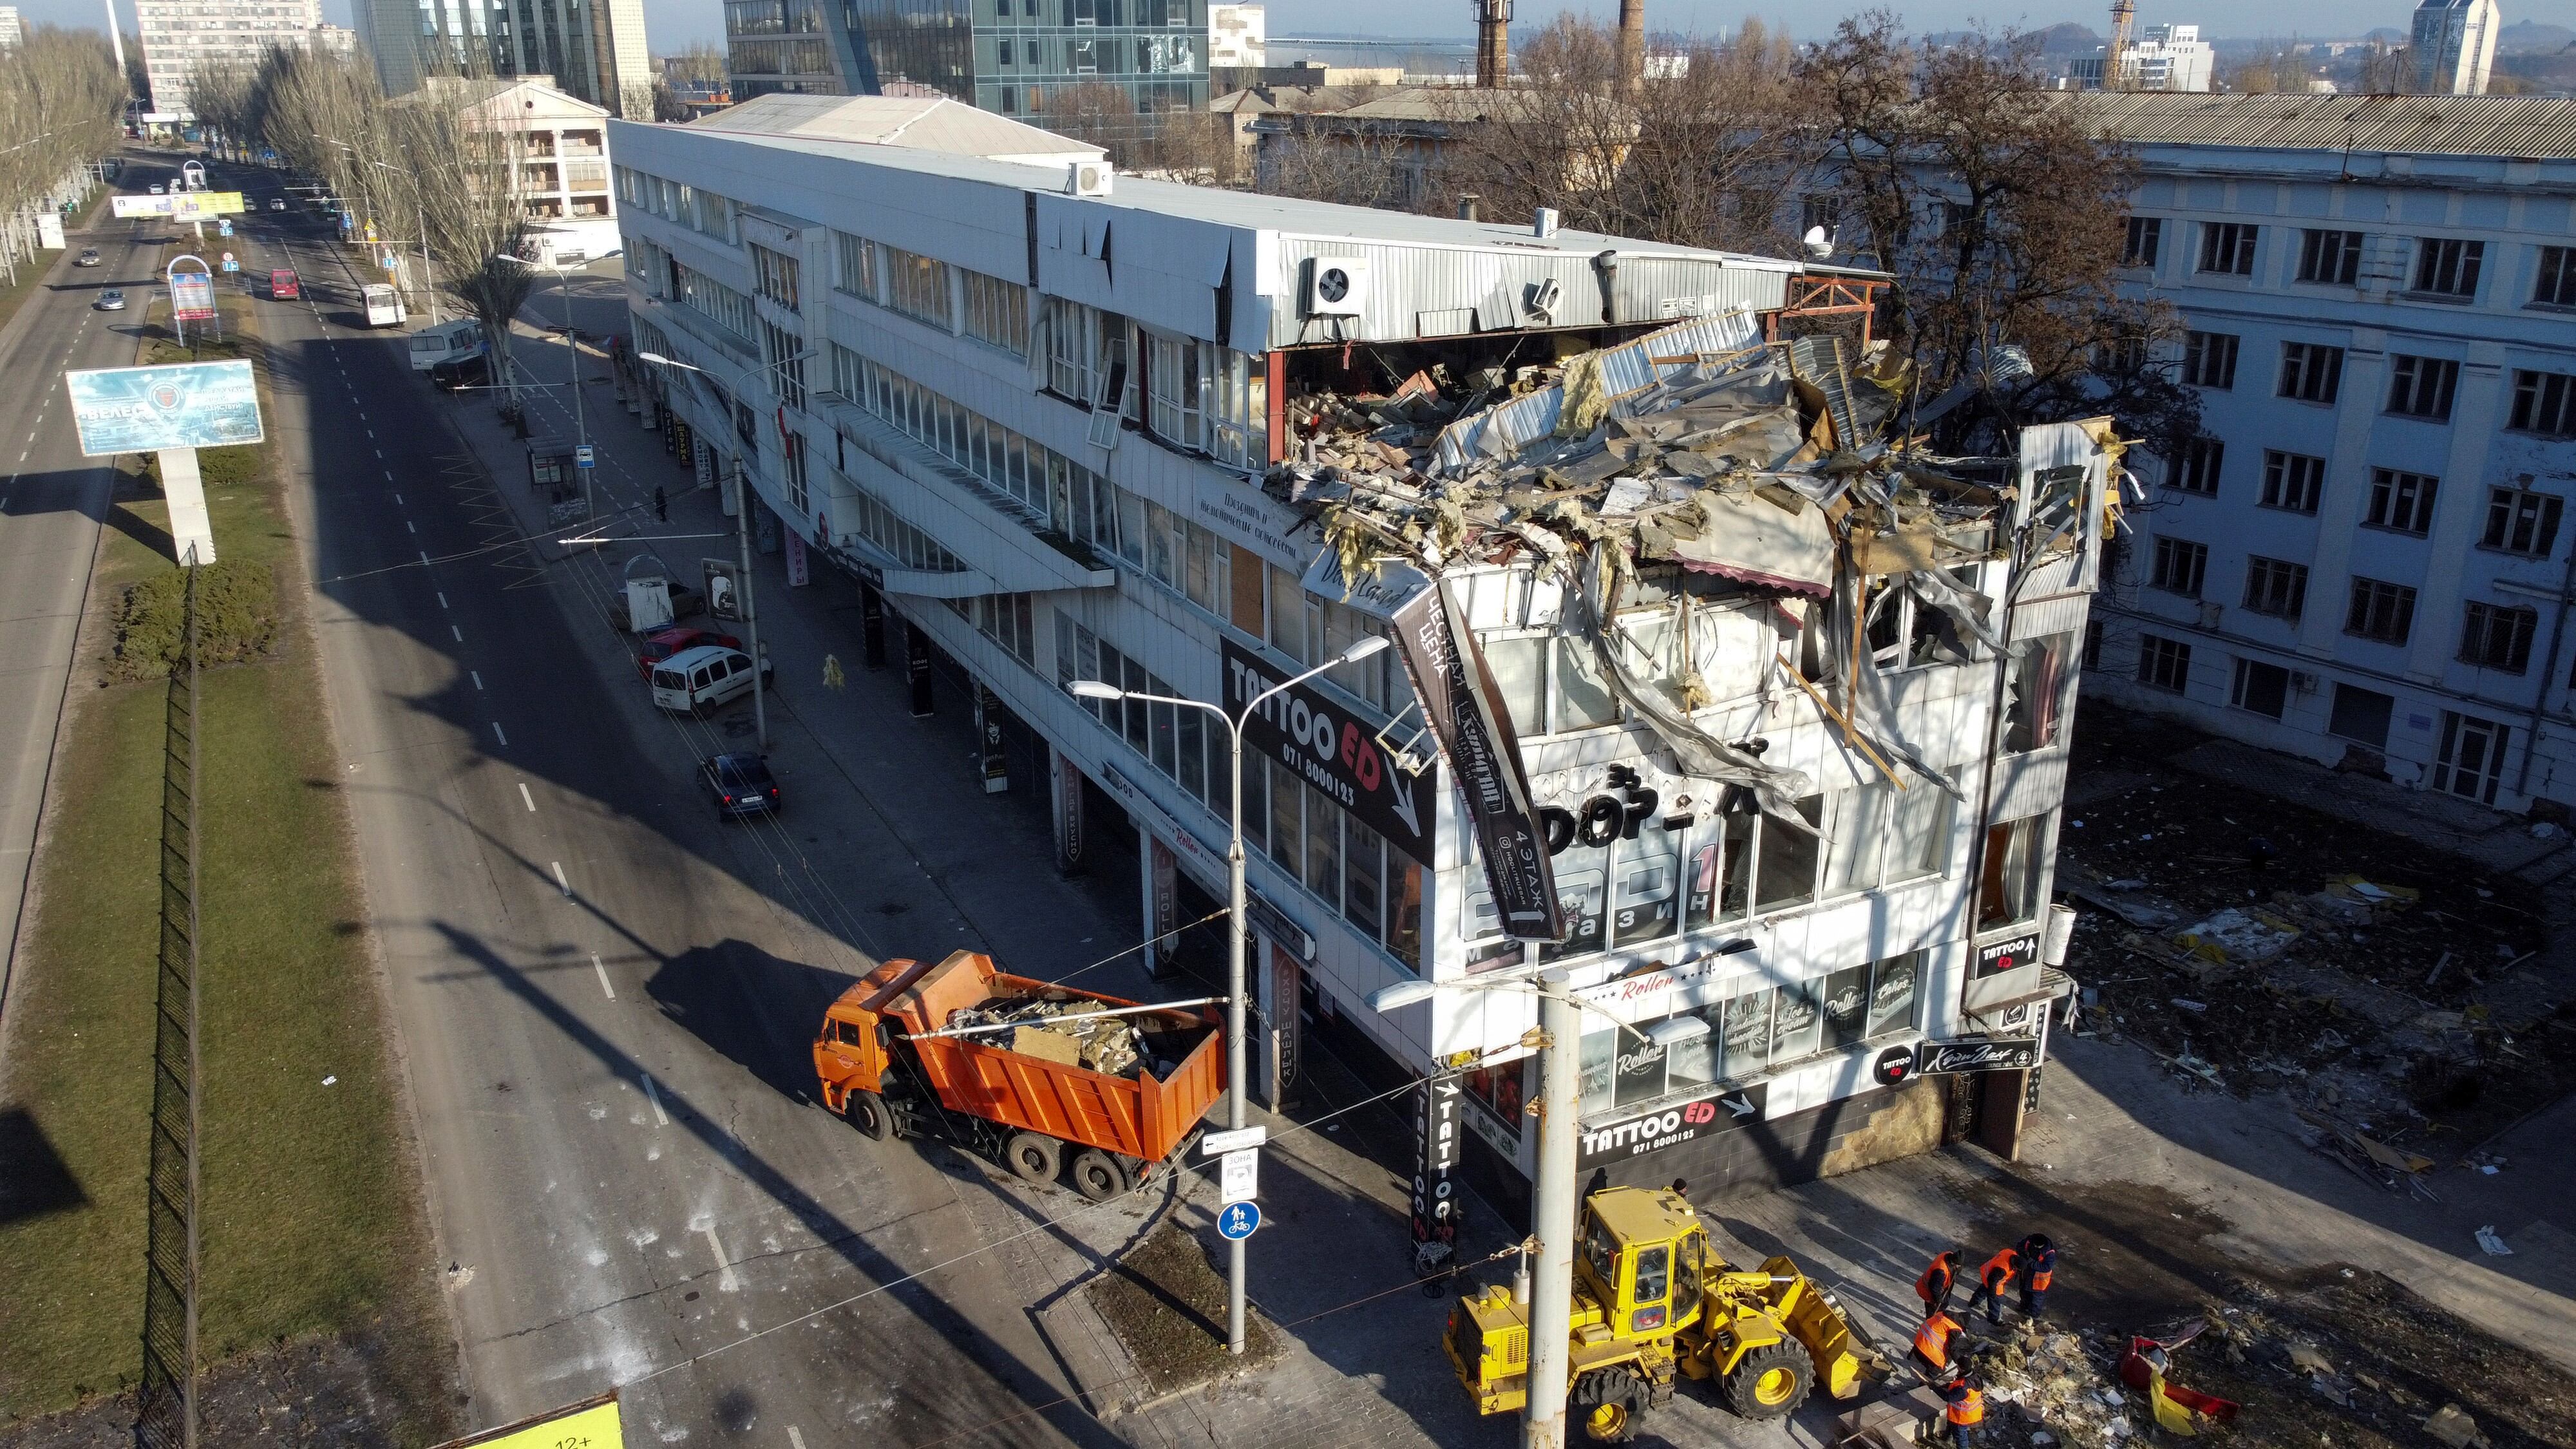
left=699, top=753, right=780, bottom=819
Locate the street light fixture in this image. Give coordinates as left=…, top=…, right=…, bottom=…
left=1367, top=969, right=1653, bottom=1449
left=1066, top=630, right=1391, bottom=1357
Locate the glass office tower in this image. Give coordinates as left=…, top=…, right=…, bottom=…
left=726, top=0, right=1209, bottom=137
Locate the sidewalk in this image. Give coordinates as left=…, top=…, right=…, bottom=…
left=441, top=300, right=2576, bottom=1447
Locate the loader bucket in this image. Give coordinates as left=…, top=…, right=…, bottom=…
left=1761, top=1256, right=1861, bottom=1399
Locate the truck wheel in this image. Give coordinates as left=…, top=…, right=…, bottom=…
left=1572, top=1366, right=1648, bottom=1443
left=1724, top=1340, right=1812, bottom=1420
left=842, top=1091, right=890, bottom=1141
left=1003, top=1131, right=1063, bottom=1186
left=1069, top=1150, right=1131, bottom=1202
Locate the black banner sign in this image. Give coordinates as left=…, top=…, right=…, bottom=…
left=1919, top=1036, right=2041, bottom=1075
left=1390, top=582, right=1562, bottom=941
left=1578, top=1081, right=1768, bottom=1172
left=1974, top=933, right=2041, bottom=981
left=1410, top=1072, right=1464, bottom=1273
left=1222, top=637, right=1437, bottom=867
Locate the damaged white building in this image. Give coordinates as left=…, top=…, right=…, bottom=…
left=607, top=99, right=2110, bottom=1223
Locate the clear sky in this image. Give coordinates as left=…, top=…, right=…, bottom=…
left=18, top=0, right=2576, bottom=60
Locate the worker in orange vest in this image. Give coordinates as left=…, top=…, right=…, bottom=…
left=1916, top=1248, right=1964, bottom=1320
left=1913, top=1309, right=1967, bottom=1377
left=2018, top=1234, right=2057, bottom=1320
left=1966, top=1244, right=2018, bottom=1326
left=1941, top=1372, right=1986, bottom=1446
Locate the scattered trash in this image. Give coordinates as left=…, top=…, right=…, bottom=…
left=2423, top=1403, right=2490, bottom=1449
left=2173, top=907, right=2301, bottom=965
left=2170, top=998, right=2208, bottom=1012
left=321, top=1075, right=337, bottom=1086
left=2474, top=1225, right=2512, bottom=1256
left=949, top=995, right=1160, bottom=1078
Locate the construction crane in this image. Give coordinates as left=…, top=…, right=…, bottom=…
left=2106, top=1, right=2136, bottom=91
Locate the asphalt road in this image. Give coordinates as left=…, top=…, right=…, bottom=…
left=0, top=160, right=184, bottom=1011
left=233, top=176, right=1162, bottom=1446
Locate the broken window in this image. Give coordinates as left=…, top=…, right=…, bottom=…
left=1483, top=634, right=1546, bottom=736
left=1975, top=813, right=2050, bottom=932
left=1752, top=797, right=1824, bottom=913
left=2003, top=634, right=2071, bottom=752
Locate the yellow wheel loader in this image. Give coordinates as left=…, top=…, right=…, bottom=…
left=1443, top=1186, right=1863, bottom=1443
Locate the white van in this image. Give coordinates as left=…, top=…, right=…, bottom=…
left=409, top=317, right=484, bottom=372
left=650, top=645, right=770, bottom=715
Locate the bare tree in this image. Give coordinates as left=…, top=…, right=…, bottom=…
left=2357, top=42, right=2411, bottom=96
left=0, top=27, right=126, bottom=285
left=1799, top=14, right=2199, bottom=455
left=1256, top=113, right=1430, bottom=212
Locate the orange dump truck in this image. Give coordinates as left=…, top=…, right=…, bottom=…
left=814, top=950, right=1224, bottom=1200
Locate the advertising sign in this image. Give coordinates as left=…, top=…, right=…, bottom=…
left=170, top=270, right=216, bottom=322
left=784, top=529, right=809, bottom=588
left=973, top=683, right=1009, bottom=793
left=64, top=361, right=262, bottom=455
left=111, top=191, right=246, bottom=220
left=1051, top=746, right=1084, bottom=875
left=1918, top=1036, right=2041, bottom=1075
left=36, top=214, right=63, bottom=249
left=1410, top=1072, right=1463, bottom=1273
left=702, top=558, right=740, bottom=622
left=1577, top=1080, right=1768, bottom=1173
left=1391, top=580, right=1562, bottom=941
left=1221, top=637, right=1435, bottom=867
left=428, top=1392, right=620, bottom=1448
left=1973, top=932, right=2042, bottom=981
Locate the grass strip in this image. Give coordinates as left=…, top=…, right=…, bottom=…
left=0, top=281, right=453, bottom=1437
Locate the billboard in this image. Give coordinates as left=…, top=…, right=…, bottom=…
left=170, top=271, right=216, bottom=322
left=65, top=361, right=263, bottom=455
left=111, top=191, right=247, bottom=221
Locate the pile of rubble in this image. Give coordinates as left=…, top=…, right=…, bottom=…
left=1965, top=1325, right=2155, bottom=1449
left=1268, top=321, right=2098, bottom=818
left=952, top=995, right=1149, bottom=1078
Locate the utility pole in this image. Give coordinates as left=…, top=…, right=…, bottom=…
left=734, top=458, right=766, bottom=748
left=1524, top=967, right=1580, bottom=1449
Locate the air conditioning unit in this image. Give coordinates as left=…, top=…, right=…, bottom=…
left=1304, top=256, right=1370, bottom=317
left=1065, top=160, right=1115, bottom=197
left=2291, top=670, right=2321, bottom=695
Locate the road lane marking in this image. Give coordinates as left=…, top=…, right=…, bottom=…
left=394, top=493, right=402, bottom=504
left=406, top=520, right=415, bottom=534
left=471, top=670, right=483, bottom=690
left=592, top=954, right=615, bottom=1000
left=492, top=721, right=508, bottom=746
left=788, top=1431, right=806, bottom=1449
left=450, top=624, right=462, bottom=642
left=437, top=591, right=447, bottom=609
left=419, top=551, right=430, bottom=565
left=699, top=1226, right=739, bottom=1292
left=518, top=782, right=535, bottom=813
left=551, top=860, right=570, bottom=895
left=641, top=1072, right=668, bottom=1126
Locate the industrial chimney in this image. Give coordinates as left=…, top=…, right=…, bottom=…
left=1475, top=0, right=1511, bottom=89
left=1619, top=0, right=1645, bottom=90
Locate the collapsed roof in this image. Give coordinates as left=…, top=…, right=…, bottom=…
left=1265, top=311, right=2116, bottom=824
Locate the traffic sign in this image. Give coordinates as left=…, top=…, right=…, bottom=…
left=1202, top=1126, right=1267, bottom=1156
left=1218, top=1148, right=1258, bottom=1206
left=575, top=444, right=596, bottom=469
left=217, top=220, right=231, bottom=236
left=1216, top=1201, right=1261, bottom=1240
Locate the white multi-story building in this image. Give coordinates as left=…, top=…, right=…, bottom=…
left=386, top=76, right=621, bottom=260
left=134, top=0, right=324, bottom=116
left=2412, top=0, right=2501, bottom=97
left=0, top=7, right=22, bottom=52
left=2074, top=92, right=2576, bottom=816
left=2070, top=23, right=2215, bottom=94
left=605, top=99, right=2108, bottom=1215
left=348, top=0, right=652, bottom=117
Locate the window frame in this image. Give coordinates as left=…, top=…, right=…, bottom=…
left=2181, top=330, right=2240, bottom=390
left=2296, top=228, right=2364, bottom=287
left=2344, top=577, right=2418, bottom=645
left=2277, top=342, right=2344, bottom=405
left=2149, top=535, right=2208, bottom=598
left=2197, top=222, right=2257, bottom=276
left=2385, top=354, right=2460, bottom=422
left=2136, top=633, right=2191, bottom=694
left=2410, top=237, right=2485, bottom=299
left=2363, top=468, right=2438, bottom=536
left=2242, top=556, right=2309, bottom=621
left=2480, top=486, right=2565, bottom=558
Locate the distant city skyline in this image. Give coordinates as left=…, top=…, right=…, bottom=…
left=12, top=0, right=2576, bottom=61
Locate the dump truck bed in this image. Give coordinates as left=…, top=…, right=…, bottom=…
left=854, top=951, right=1222, bottom=1165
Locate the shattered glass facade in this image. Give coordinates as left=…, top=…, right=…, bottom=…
left=725, top=0, right=1209, bottom=130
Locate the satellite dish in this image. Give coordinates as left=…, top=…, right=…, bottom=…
left=1803, top=225, right=1835, bottom=260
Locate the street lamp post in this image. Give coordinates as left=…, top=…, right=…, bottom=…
left=1368, top=972, right=1664, bottom=1449
left=1066, top=632, right=1393, bottom=1356
left=637, top=348, right=806, bottom=752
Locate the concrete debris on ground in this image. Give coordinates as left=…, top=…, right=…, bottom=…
left=951, top=994, right=1153, bottom=1078
left=1268, top=322, right=2090, bottom=821
left=1962, top=1323, right=2155, bottom=1449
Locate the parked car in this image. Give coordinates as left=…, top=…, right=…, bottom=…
left=94, top=289, right=126, bottom=310
left=428, top=353, right=491, bottom=392
left=636, top=625, right=743, bottom=681
left=611, top=578, right=706, bottom=631
left=269, top=268, right=300, bottom=299
left=699, top=753, right=781, bottom=819
left=649, top=645, right=771, bottom=716
left=75, top=249, right=100, bottom=267
left=269, top=198, right=287, bottom=212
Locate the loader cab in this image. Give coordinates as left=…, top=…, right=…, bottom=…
left=1577, top=1188, right=1709, bottom=1343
